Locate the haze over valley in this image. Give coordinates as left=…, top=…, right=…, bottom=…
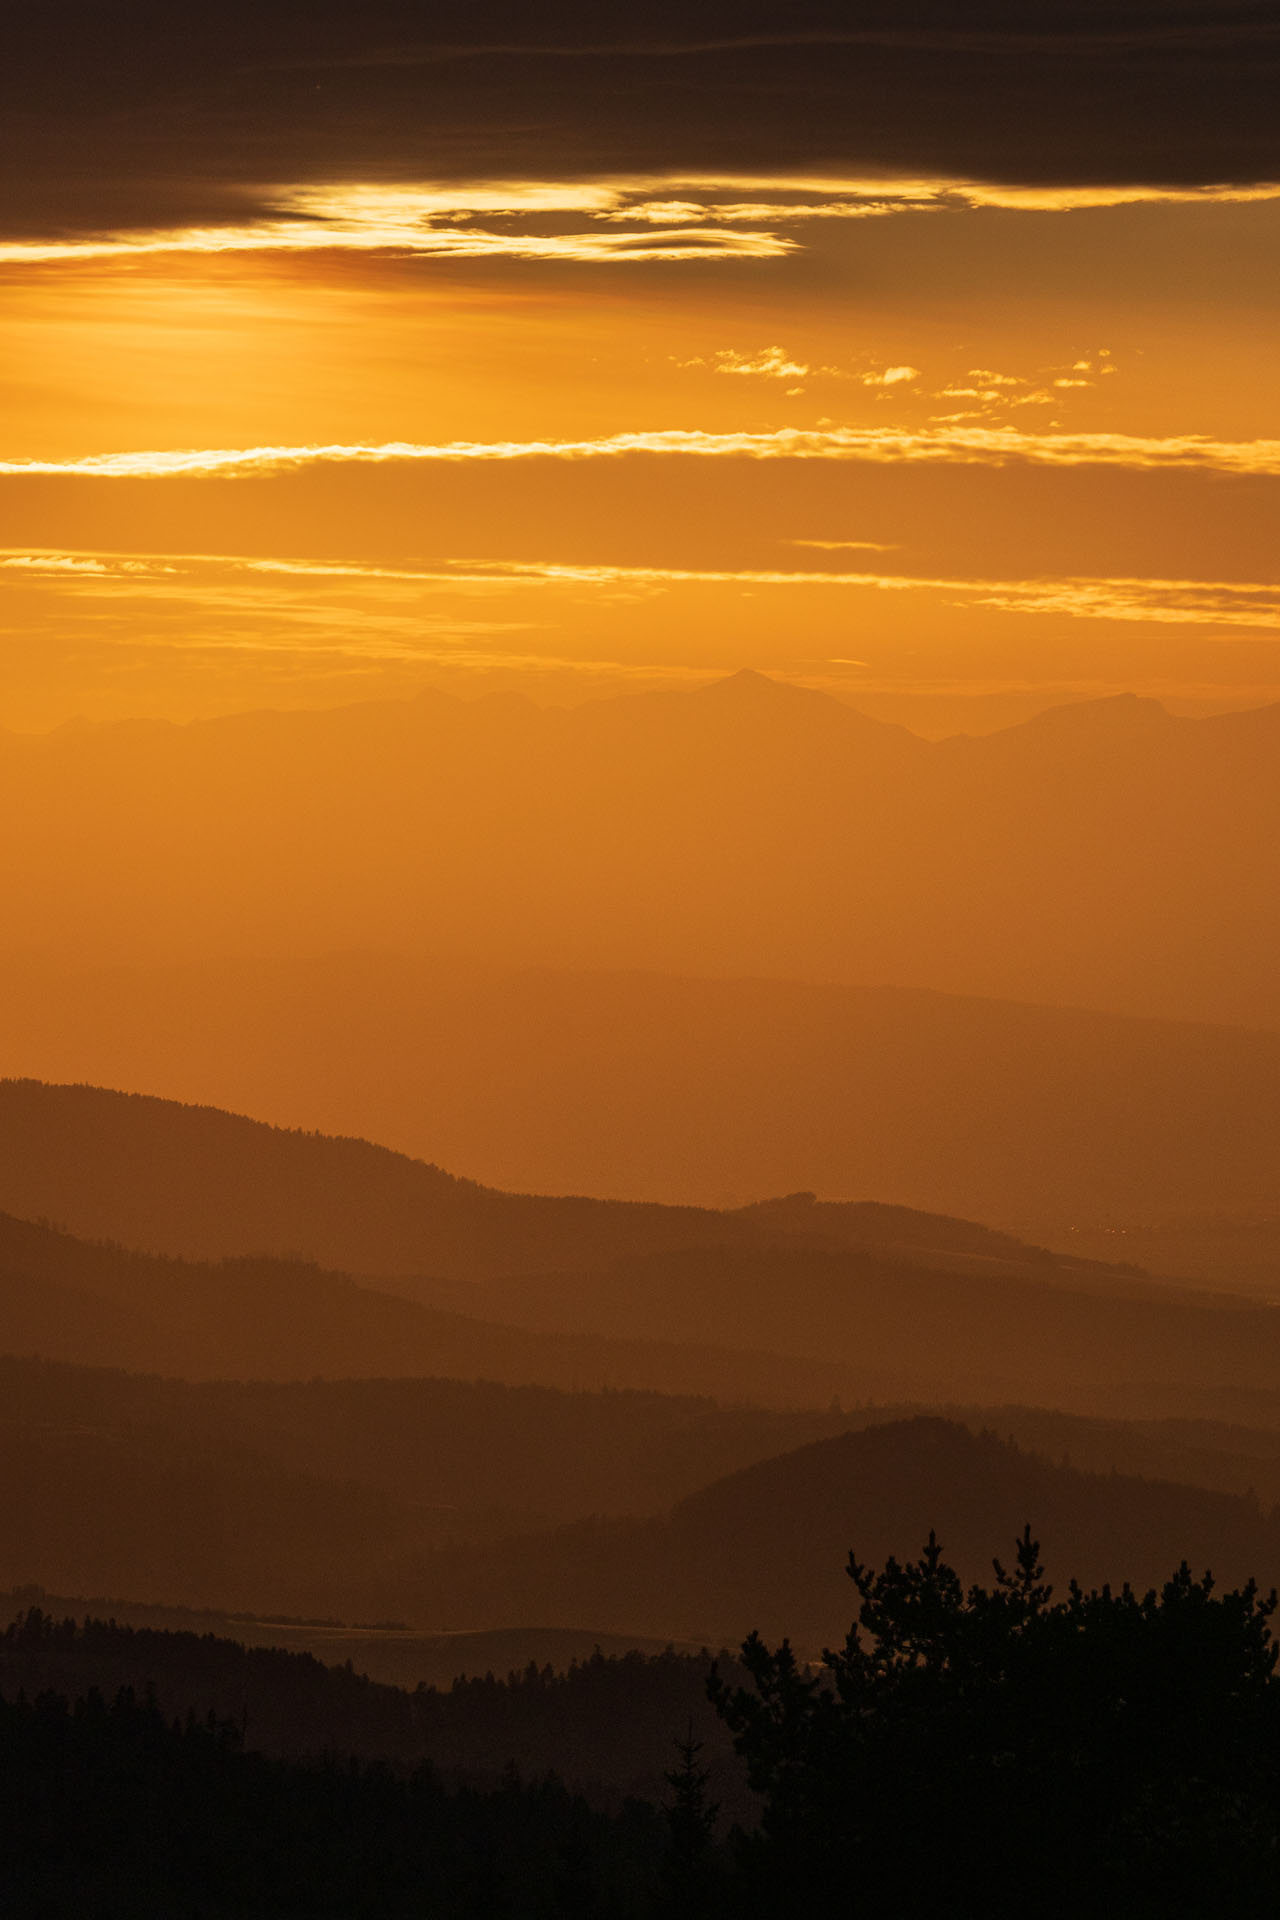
left=6, top=1, right=1280, bottom=1909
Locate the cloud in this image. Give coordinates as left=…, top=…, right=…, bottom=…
left=0, top=554, right=113, bottom=575
left=5, top=171, right=1280, bottom=268
left=7, top=548, right=1279, bottom=634
left=680, top=351, right=920, bottom=386
left=8, top=5, right=1280, bottom=257
left=0, top=187, right=794, bottom=267
left=710, top=347, right=811, bottom=379
left=7, top=424, right=1280, bottom=480
left=788, top=539, right=900, bottom=552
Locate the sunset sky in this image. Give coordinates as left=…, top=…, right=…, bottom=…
left=5, top=2, right=1280, bottom=732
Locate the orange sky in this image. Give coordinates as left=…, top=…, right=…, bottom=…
left=5, top=19, right=1280, bottom=733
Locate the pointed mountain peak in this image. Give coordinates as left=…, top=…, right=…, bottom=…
left=698, top=668, right=807, bottom=700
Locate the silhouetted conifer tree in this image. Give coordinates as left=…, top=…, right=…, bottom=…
left=711, top=1528, right=1280, bottom=1918
left=661, top=1722, right=720, bottom=1918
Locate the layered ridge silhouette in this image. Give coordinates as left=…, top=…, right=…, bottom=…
left=4, top=1370, right=1279, bottom=1644
left=4, top=675, right=1279, bottom=1026
left=5, top=1084, right=1280, bottom=1414
left=379, top=1418, right=1280, bottom=1646
left=0, top=1208, right=867, bottom=1408
left=0, top=1080, right=1084, bottom=1282
left=2, top=959, right=1278, bottom=1236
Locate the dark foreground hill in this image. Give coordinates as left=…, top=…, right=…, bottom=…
left=0, top=1683, right=667, bottom=1920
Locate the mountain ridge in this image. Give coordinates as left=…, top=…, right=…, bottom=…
left=4, top=671, right=1278, bottom=1024
left=3, top=964, right=1274, bottom=1236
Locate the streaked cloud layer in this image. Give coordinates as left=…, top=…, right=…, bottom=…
left=5, top=1, right=1279, bottom=729
left=7, top=426, right=1280, bottom=481
left=8, top=547, right=1280, bottom=634
left=4, top=175, right=1279, bottom=267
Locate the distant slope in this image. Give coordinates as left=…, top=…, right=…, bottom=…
left=7, top=1089, right=1280, bottom=1418
left=0, top=1352, right=828, bottom=1536
left=2, top=674, right=1278, bottom=1025
left=0, top=1213, right=862, bottom=1407
left=10, top=1355, right=1280, bottom=1599
left=465, top=1240, right=1280, bottom=1404
left=0, top=1079, right=1106, bottom=1282
left=379, top=1419, right=1280, bottom=1646
left=2, top=958, right=1277, bottom=1228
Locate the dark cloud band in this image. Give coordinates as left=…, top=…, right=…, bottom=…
left=5, top=1, right=1279, bottom=240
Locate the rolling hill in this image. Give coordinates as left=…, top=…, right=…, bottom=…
left=3, top=1087, right=1279, bottom=1416
left=0, top=959, right=1277, bottom=1235
left=0, top=1079, right=1098, bottom=1283
left=5, top=1367, right=1280, bottom=1648
left=0, top=1211, right=869, bottom=1407
left=357, top=1417, right=1280, bottom=1647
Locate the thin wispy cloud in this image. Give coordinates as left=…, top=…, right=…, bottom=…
left=6, top=549, right=1279, bottom=634
left=788, top=540, right=902, bottom=552
left=278, top=23, right=1280, bottom=73
left=6, top=425, right=1280, bottom=479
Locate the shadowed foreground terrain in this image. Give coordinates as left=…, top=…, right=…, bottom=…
left=5, top=1532, right=1280, bottom=1919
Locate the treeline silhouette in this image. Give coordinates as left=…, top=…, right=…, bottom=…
left=0, top=1685, right=664, bottom=1918
left=8, top=1534, right=1280, bottom=1917
left=0, top=1610, right=744, bottom=1802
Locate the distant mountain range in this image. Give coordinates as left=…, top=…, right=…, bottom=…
left=3, top=674, right=1279, bottom=1027
left=2, top=957, right=1275, bottom=1235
